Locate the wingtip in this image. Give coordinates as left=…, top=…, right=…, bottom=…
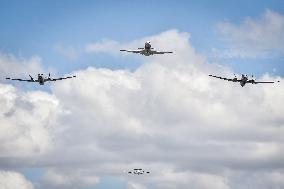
left=120, top=50, right=126, bottom=51
left=6, top=77, right=10, bottom=80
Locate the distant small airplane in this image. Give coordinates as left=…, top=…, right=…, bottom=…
left=209, top=74, right=280, bottom=87
left=125, top=169, right=150, bottom=175
left=6, top=73, right=76, bottom=85
left=120, top=41, right=173, bottom=56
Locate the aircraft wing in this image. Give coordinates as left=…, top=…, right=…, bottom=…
left=252, top=81, right=276, bottom=84
left=6, top=77, right=37, bottom=82
left=247, top=79, right=279, bottom=84
left=151, top=50, right=173, bottom=54
left=47, top=76, right=76, bottom=81
left=120, top=49, right=142, bottom=53
left=209, top=75, right=240, bottom=82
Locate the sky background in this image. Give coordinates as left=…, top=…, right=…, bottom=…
left=0, top=1, right=284, bottom=189
left=1, top=0, right=284, bottom=75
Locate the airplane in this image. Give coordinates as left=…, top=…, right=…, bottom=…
left=209, top=74, right=280, bottom=87
left=120, top=41, right=173, bottom=56
left=126, top=169, right=150, bottom=175
left=6, top=73, right=76, bottom=85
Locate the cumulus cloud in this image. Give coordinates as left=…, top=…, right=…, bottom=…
left=0, top=83, right=65, bottom=163
left=49, top=30, right=284, bottom=188
left=0, top=171, right=34, bottom=189
left=127, top=182, right=148, bottom=189
left=0, top=53, right=45, bottom=80
left=227, top=170, right=284, bottom=189
left=154, top=169, right=230, bottom=189
left=85, top=30, right=180, bottom=56
left=53, top=45, right=80, bottom=61
left=85, top=38, right=121, bottom=55
left=215, top=9, right=284, bottom=58
left=0, top=29, right=283, bottom=189
left=40, top=169, right=99, bottom=189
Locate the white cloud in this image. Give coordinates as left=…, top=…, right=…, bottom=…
left=85, top=38, right=121, bottom=55
left=40, top=169, right=100, bottom=189
left=53, top=45, right=80, bottom=61
left=0, top=84, right=65, bottom=160
left=0, top=171, right=34, bottom=189
left=85, top=29, right=182, bottom=56
left=226, top=170, right=284, bottom=189
left=0, top=53, right=45, bottom=79
left=216, top=10, right=284, bottom=58
left=155, top=169, right=231, bottom=189
left=1, top=30, right=283, bottom=189
left=127, top=182, right=148, bottom=189
left=49, top=30, right=283, bottom=188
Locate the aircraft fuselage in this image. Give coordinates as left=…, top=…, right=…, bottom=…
left=240, top=75, right=248, bottom=87
left=38, top=74, right=45, bottom=85
left=141, top=41, right=153, bottom=56
left=128, top=169, right=150, bottom=175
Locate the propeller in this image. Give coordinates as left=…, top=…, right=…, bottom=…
left=251, top=75, right=256, bottom=84
left=233, top=74, right=237, bottom=81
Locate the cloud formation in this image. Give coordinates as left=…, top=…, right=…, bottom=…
left=0, top=83, right=64, bottom=162
left=0, top=171, right=34, bottom=189
left=85, top=30, right=180, bottom=56
left=0, top=53, right=44, bottom=79
left=53, top=45, right=80, bottom=61
left=40, top=169, right=99, bottom=189
left=216, top=9, right=284, bottom=58
left=0, top=29, right=283, bottom=189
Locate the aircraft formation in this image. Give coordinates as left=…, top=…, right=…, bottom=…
left=6, top=41, right=279, bottom=88
left=4, top=41, right=280, bottom=176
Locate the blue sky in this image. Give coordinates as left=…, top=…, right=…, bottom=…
left=1, top=0, right=284, bottom=75
left=1, top=1, right=284, bottom=189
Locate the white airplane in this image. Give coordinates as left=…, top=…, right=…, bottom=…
left=120, top=41, right=173, bottom=56
left=6, top=73, right=76, bottom=85
left=125, top=168, right=150, bottom=175
left=209, top=74, right=280, bottom=87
